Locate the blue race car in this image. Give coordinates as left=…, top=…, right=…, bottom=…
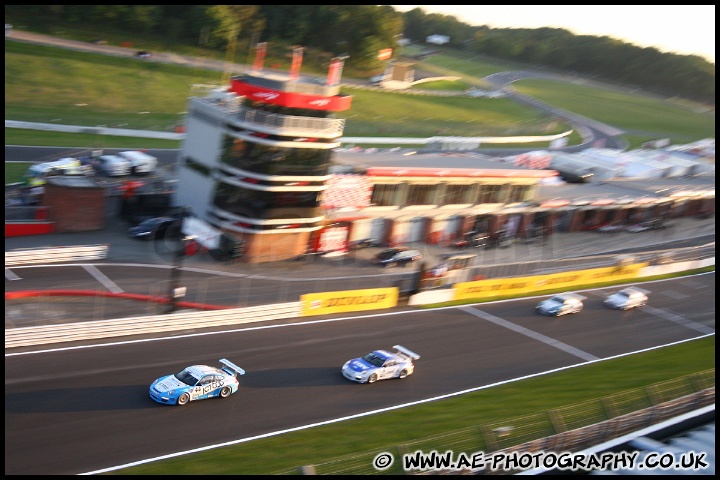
left=149, top=358, right=245, bottom=406
left=341, top=345, right=420, bottom=384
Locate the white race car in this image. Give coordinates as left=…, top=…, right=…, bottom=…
left=149, top=358, right=245, bottom=406
left=604, top=287, right=649, bottom=310
left=342, top=345, right=420, bottom=384
left=536, top=293, right=586, bottom=316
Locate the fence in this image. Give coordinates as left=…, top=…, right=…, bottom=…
left=271, top=369, right=714, bottom=475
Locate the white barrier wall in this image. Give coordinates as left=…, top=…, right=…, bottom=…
left=5, top=302, right=301, bottom=348
left=5, top=244, right=108, bottom=266
left=640, top=258, right=715, bottom=277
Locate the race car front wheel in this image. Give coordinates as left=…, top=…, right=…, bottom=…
left=220, top=386, right=232, bottom=398
left=398, top=370, right=408, bottom=379
left=177, top=393, right=190, bottom=405
left=367, top=374, right=378, bottom=384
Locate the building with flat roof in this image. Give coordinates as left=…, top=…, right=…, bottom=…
left=175, top=49, right=352, bottom=263
left=172, top=46, right=715, bottom=263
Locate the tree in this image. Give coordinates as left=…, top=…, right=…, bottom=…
left=206, top=5, right=263, bottom=50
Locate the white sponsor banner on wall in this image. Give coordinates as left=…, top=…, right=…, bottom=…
left=182, top=216, right=221, bottom=249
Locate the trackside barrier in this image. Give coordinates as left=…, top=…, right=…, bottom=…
left=453, top=263, right=646, bottom=302
left=300, top=287, right=398, bottom=316
left=640, top=257, right=715, bottom=277
left=5, top=244, right=109, bottom=266
left=407, top=258, right=715, bottom=306
left=5, top=302, right=300, bottom=348
left=5, top=258, right=714, bottom=348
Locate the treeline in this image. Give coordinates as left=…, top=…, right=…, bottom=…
left=5, top=5, right=714, bottom=103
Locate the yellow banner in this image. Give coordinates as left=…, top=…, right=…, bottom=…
left=454, top=263, right=646, bottom=301
left=301, top=288, right=399, bottom=316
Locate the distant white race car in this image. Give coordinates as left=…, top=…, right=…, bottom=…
left=536, top=293, right=586, bottom=316
left=342, top=345, right=420, bottom=384
left=604, top=287, right=649, bottom=310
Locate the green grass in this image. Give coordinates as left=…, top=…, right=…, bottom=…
left=5, top=162, right=33, bottom=185
left=512, top=79, right=716, bottom=144
left=411, top=79, right=470, bottom=91
left=5, top=128, right=182, bottom=151
left=107, top=335, right=714, bottom=475
left=5, top=39, right=714, bottom=151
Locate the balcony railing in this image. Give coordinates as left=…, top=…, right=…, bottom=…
left=194, top=97, right=345, bottom=138
left=231, top=106, right=345, bottom=139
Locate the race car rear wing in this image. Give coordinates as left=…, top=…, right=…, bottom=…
left=393, top=345, right=420, bottom=360
left=623, top=286, right=650, bottom=294
left=219, top=358, right=246, bottom=377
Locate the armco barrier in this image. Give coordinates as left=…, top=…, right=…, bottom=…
left=5, top=244, right=108, bottom=266
left=5, top=302, right=300, bottom=348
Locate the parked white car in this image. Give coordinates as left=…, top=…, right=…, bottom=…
left=117, top=150, right=157, bottom=175
left=96, top=155, right=131, bottom=177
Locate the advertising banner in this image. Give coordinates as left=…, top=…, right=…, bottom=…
left=318, top=226, right=349, bottom=254
left=301, top=288, right=398, bottom=316
left=377, top=48, right=393, bottom=61
left=454, top=263, right=646, bottom=301
left=326, top=57, right=344, bottom=86
left=321, top=174, right=373, bottom=209
left=289, top=46, right=303, bottom=80
left=230, top=79, right=353, bottom=111
left=182, top=216, right=221, bottom=249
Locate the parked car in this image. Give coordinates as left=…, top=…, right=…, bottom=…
left=128, top=216, right=179, bottom=240
left=348, top=238, right=376, bottom=251
left=95, top=154, right=131, bottom=177
left=341, top=345, right=420, bottom=384
left=597, top=223, right=626, bottom=233
left=135, top=50, right=152, bottom=59
left=149, top=358, right=245, bottom=406
left=626, top=218, right=671, bottom=233
left=371, top=247, right=422, bottom=267
left=452, top=232, right=489, bottom=249
left=536, top=293, right=586, bottom=316
left=603, top=287, right=649, bottom=310
left=116, top=150, right=157, bottom=175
